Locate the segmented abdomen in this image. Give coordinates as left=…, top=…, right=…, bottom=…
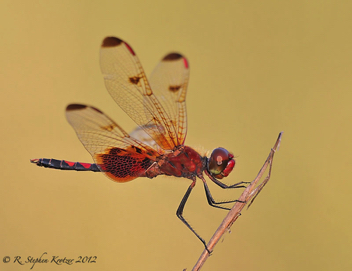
left=30, top=158, right=100, bottom=172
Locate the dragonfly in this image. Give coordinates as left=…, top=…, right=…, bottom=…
left=31, top=37, right=247, bottom=251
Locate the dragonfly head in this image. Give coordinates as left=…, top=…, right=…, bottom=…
left=207, top=148, right=235, bottom=179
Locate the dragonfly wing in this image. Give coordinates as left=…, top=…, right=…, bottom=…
left=100, top=37, right=183, bottom=150
left=129, top=125, right=162, bottom=152
left=65, top=104, right=159, bottom=182
left=149, top=53, right=189, bottom=146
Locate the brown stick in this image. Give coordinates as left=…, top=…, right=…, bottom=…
left=191, top=132, right=283, bottom=271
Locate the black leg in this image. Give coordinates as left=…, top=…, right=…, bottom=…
left=200, top=176, right=245, bottom=210
left=202, top=180, right=236, bottom=210
left=200, top=174, right=247, bottom=210
left=205, top=170, right=250, bottom=189
left=176, top=179, right=211, bottom=254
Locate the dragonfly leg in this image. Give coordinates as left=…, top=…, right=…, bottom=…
left=200, top=174, right=248, bottom=210
left=205, top=170, right=250, bottom=189
left=176, top=179, right=211, bottom=254
left=200, top=177, right=244, bottom=210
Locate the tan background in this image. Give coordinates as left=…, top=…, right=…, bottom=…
left=1, top=1, right=351, bottom=270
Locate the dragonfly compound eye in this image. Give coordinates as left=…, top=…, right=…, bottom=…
left=208, top=147, right=235, bottom=179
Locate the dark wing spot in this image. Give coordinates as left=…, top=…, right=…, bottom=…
left=102, top=37, right=123, bottom=47
left=66, top=104, right=87, bottom=111
left=129, top=76, right=141, bottom=85
left=163, top=53, right=183, bottom=61
left=101, top=124, right=115, bottom=131
left=169, top=85, right=181, bottom=92
left=133, top=146, right=143, bottom=154
left=109, top=148, right=125, bottom=155
left=170, top=120, right=176, bottom=127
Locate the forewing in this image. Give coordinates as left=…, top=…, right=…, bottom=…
left=149, top=53, right=189, bottom=146
left=100, top=37, right=182, bottom=150
left=65, top=104, right=159, bottom=182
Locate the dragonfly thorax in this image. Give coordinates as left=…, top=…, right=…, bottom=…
left=156, top=146, right=205, bottom=180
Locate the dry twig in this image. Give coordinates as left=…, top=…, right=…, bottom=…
left=191, top=132, right=283, bottom=271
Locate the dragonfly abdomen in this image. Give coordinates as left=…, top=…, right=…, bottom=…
left=30, top=158, right=100, bottom=172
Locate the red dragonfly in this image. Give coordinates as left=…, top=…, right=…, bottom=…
left=31, top=37, right=247, bottom=251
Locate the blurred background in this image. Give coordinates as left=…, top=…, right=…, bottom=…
left=1, top=0, right=351, bottom=270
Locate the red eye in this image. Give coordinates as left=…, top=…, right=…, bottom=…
left=207, top=148, right=235, bottom=179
